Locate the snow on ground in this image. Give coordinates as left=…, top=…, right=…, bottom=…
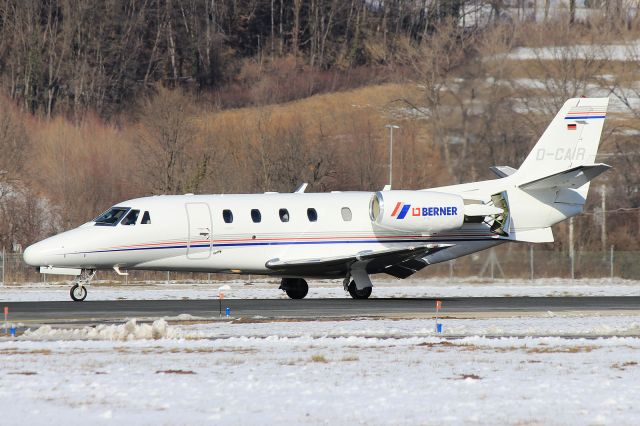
left=1, top=316, right=640, bottom=425
left=1, top=277, right=639, bottom=302
left=17, top=314, right=640, bottom=341
left=505, top=43, right=640, bottom=62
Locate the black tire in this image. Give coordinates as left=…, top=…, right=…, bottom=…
left=70, top=283, right=87, bottom=302
left=348, top=281, right=372, bottom=299
left=281, top=278, right=309, bottom=299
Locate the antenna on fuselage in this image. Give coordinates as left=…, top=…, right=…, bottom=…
left=294, top=183, right=308, bottom=193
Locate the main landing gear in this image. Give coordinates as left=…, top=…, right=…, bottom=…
left=347, top=281, right=372, bottom=299
left=343, top=270, right=373, bottom=299
left=279, top=275, right=374, bottom=300
left=280, top=278, right=309, bottom=299
left=69, top=269, right=96, bottom=302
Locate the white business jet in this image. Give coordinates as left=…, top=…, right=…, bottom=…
left=24, top=98, right=611, bottom=301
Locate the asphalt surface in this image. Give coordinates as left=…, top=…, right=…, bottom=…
left=3, top=297, right=640, bottom=323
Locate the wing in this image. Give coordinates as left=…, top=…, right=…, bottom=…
left=265, top=244, right=450, bottom=279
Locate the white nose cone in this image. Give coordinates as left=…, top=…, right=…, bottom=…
left=23, top=238, right=61, bottom=267
left=23, top=243, right=42, bottom=266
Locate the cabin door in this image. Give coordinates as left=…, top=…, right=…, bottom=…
left=185, top=202, right=212, bottom=259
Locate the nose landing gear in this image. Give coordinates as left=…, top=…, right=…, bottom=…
left=69, top=269, right=96, bottom=302
left=70, top=283, right=87, bottom=301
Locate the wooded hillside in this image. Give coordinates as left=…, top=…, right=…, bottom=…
left=0, top=0, right=469, bottom=119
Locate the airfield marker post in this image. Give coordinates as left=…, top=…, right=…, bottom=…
left=219, top=292, right=224, bottom=317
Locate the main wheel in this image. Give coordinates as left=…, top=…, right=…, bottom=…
left=70, top=283, right=87, bottom=302
left=281, top=278, right=309, bottom=299
left=348, top=281, right=372, bottom=299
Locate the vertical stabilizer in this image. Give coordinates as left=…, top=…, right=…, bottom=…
left=505, top=98, right=610, bottom=238
left=515, top=98, right=608, bottom=185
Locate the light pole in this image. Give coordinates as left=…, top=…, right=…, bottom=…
left=385, top=124, right=399, bottom=188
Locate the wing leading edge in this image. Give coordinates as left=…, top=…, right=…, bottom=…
left=265, top=245, right=451, bottom=279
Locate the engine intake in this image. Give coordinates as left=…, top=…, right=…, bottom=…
left=370, top=191, right=465, bottom=233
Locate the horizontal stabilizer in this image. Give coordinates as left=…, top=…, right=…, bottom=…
left=519, top=164, right=611, bottom=191
left=489, top=165, right=517, bottom=178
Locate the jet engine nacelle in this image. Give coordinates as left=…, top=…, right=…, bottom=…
left=370, top=190, right=465, bottom=233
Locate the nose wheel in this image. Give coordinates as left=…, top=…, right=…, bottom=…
left=70, top=283, right=88, bottom=301
left=69, top=269, right=96, bottom=302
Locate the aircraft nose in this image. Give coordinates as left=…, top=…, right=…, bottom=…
left=23, top=239, right=61, bottom=267
left=23, top=242, right=45, bottom=266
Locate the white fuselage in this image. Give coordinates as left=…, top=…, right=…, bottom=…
left=23, top=191, right=502, bottom=277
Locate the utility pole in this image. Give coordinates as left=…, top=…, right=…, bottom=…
left=529, top=245, right=534, bottom=281
left=569, top=217, right=575, bottom=280
left=385, top=125, right=399, bottom=188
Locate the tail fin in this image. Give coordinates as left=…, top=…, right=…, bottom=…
left=505, top=98, right=610, bottom=242
left=515, top=97, right=609, bottom=184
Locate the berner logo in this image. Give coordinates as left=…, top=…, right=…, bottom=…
left=390, top=202, right=458, bottom=220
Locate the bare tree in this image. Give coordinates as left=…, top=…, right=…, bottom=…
left=0, top=102, right=28, bottom=197
left=411, top=19, right=469, bottom=178
left=136, top=87, right=200, bottom=194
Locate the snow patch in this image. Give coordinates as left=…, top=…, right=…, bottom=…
left=505, top=43, right=640, bottom=62
left=23, top=319, right=175, bottom=341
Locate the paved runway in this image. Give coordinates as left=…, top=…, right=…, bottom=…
left=3, top=297, right=640, bottom=323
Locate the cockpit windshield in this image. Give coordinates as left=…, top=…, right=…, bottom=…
left=94, top=207, right=130, bottom=226
left=121, top=209, right=140, bottom=226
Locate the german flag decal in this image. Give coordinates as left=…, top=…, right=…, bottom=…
left=567, top=123, right=577, bottom=130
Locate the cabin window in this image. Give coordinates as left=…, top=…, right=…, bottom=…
left=121, top=209, right=140, bottom=226
left=223, top=209, right=234, bottom=224
left=341, top=207, right=352, bottom=222
left=141, top=211, right=151, bottom=224
left=94, top=207, right=129, bottom=226
left=251, top=209, right=262, bottom=223
left=279, top=208, right=290, bottom=222
left=307, top=208, right=318, bottom=222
